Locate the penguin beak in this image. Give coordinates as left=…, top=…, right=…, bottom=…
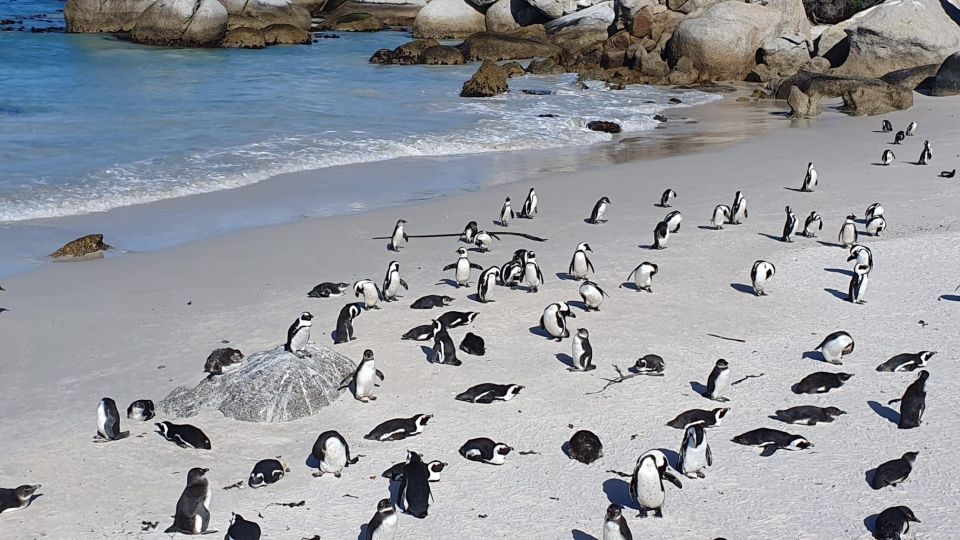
left=568, top=311, right=577, bottom=318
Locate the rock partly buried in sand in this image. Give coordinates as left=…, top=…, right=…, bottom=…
left=460, top=60, right=508, bottom=97
left=930, top=52, right=960, bottom=97
left=787, top=86, right=821, bottom=119
left=50, top=234, right=113, bottom=259
left=774, top=72, right=913, bottom=116
left=587, top=121, right=621, bottom=134
left=161, top=343, right=356, bottom=423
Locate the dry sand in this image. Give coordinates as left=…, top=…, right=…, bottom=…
left=1, top=94, right=959, bottom=539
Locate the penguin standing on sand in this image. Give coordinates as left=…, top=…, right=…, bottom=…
left=498, top=197, right=515, bottom=227
left=588, top=196, right=611, bottom=224
left=541, top=302, right=576, bottom=341
left=629, top=450, right=682, bottom=518
left=750, top=260, right=776, bottom=296
left=801, top=211, right=823, bottom=237
left=848, top=263, right=870, bottom=304
left=603, top=504, right=633, bottom=540
left=570, top=328, right=594, bottom=371
left=801, top=162, right=818, bottom=192
left=881, top=119, right=893, bottom=132
left=340, top=349, right=385, bottom=402
left=848, top=244, right=874, bottom=270
left=711, top=205, right=731, bottom=229
left=704, top=359, right=731, bottom=402
left=838, top=214, right=858, bottom=247
left=94, top=397, right=129, bottom=442
left=432, top=323, right=461, bottom=366
left=881, top=149, right=896, bottom=166
left=865, top=202, right=884, bottom=221
left=445, top=248, right=483, bottom=287
left=894, top=370, right=928, bottom=429
left=730, top=191, right=748, bottom=224
left=906, top=121, right=917, bottom=136
left=460, top=221, right=478, bottom=243
left=381, top=261, right=408, bottom=302
left=519, top=188, right=538, bottom=218
left=893, top=130, right=906, bottom=144
left=918, top=140, right=931, bottom=165
left=781, top=206, right=798, bottom=242
left=652, top=221, right=669, bottom=249
left=658, top=189, right=676, bottom=208
left=477, top=266, right=500, bottom=302
left=866, top=215, right=886, bottom=236
left=568, top=242, right=595, bottom=280
left=334, top=303, right=361, bottom=344
left=474, top=230, right=499, bottom=252
left=815, top=331, right=855, bottom=364
left=679, top=423, right=712, bottom=479
left=312, top=431, right=360, bottom=477
left=664, top=210, right=683, bottom=232
left=366, top=499, right=398, bottom=540
left=285, top=311, right=313, bottom=357
left=398, top=452, right=431, bottom=518
left=579, top=280, right=608, bottom=310
left=523, top=251, right=545, bottom=292
left=354, top=280, right=382, bottom=309
left=390, top=219, right=408, bottom=252
left=624, top=262, right=658, bottom=292
left=165, top=468, right=214, bottom=534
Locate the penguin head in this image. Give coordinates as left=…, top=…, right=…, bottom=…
left=824, top=407, right=846, bottom=417
left=916, top=370, right=930, bottom=384
left=605, top=504, right=623, bottom=521
left=427, top=461, right=447, bottom=474
left=336, top=282, right=349, bottom=291
left=902, top=451, right=919, bottom=464
left=714, top=407, right=730, bottom=421
left=440, top=296, right=455, bottom=306
left=299, top=312, right=313, bottom=322
left=918, top=351, right=936, bottom=363
left=599, top=196, right=611, bottom=204
left=788, top=436, right=813, bottom=451
left=431, top=319, right=443, bottom=333
left=785, top=205, right=791, bottom=213
left=362, top=349, right=374, bottom=361
left=187, top=467, right=209, bottom=485
left=456, top=247, right=467, bottom=256
left=376, top=498, right=394, bottom=513
left=897, top=506, right=921, bottom=523
left=577, top=242, right=591, bottom=252
left=506, top=384, right=524, bottom=397
left=16, top=484, right=40, bottom=501
left=406, top=450, right=423, bottom=464
left=396, top=219, right=406, bottom=225
left=504, top=197, right=511, bottom=202
left=494, top=443, right=513, bottom=457
left=576, top=328, right=589, bottom=338
left=846, top=213, right=857, bottom=221
left=837, top=373, right=854, bottom=381
left=414, top=414, right=433, bottom=428
left=715, top=359, right=729, bottom=369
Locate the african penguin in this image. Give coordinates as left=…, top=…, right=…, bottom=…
left=0, top=484, right=40, bottom=514
left=459, top=438, right=512, bottom=465
left=588, top=196, right=611, bottom=224
left=711, top=204, right=731, bottom=229
left=730, top=191, right=748, bottom=224
left=164, top=468, right=214, bottom=534
left=94, top=397, right=129, bottom=442
left=905, top=121, right=917, bottom=136
left=540, top=302, right=576, bottom=341
left=459, top=332, right=485, bottom=356
left=204, top=347, right=244, bottom=376
left=874, top=505, right=920, bottom=540
left=871, top=452, right=918, bottom=490
left=632, top=354, right=665, bottom=375
left=410, top=295, right=454, bottom=310
left=126, top=399, right=155, bottom=421
left=881, top=119, right=893, bottom=132
left=398, top=451, right=431, bottom=518
left=437, top=310, right=477, bottom=328
left=881, top=149, right=895, bottom=166
left=523, top=251, right=545, bottom=292
left=364, top=414, right=432, bottom=442
left=156, top=421, right=212, bottom=450
left=307, top=282, right=349, bottom=298
left=382, top=458, right=446, bottom=483
left=704, top=359, right=731, bottom=402
left=473, top=230, right=499, bottom=252
left=774, top=406, right=846, bottom=425
left=894, top=370, right=928, bottom=429
left=848, top=263, right=870, bottom=304
left=679, top=422, right=712, bottom=478
left=791, top=372, right=854, bottom=394
left=432, top=323, right=461, bottom=366
left=570, top=328, right=595, bottom=371
left=381, top=261, right=408, bottom=302
left=460, top=221, right=478, bottom=243
left=340, top=349, right=385, bottom=402
left=750, top=260, right=776, bottom=296
left=568, top=242, right=595, bottom=280
left=866, top=215, right=886, bottom=236
left=455, top=383, right=523, bottom=404
left=519, top=188, right=538, bottom=218
left=311, top=430, right=359, bottom=477
left=389, top=219, right=408, bottom=252
left=666, top=408, right=728, bottom=429
left=658, top=188, right=676, bottom=208
left=603, top=504, right=633, bottom=540
left=354, top=279, right=382, bottom=309
left=731, top=428, right=812, bottom=457
left=579, top=280, right=608, bottom=311
left=401, top=319, right=441, bottom=342
left=652, top=221, right=669, bottom=249
left=941, top=169, right=956, bottom=178
left=781, top=206, right=798, bottom=242
left=802, top=210, right=823, bottom=237
left=477, top=266, right=501, bottom=302
left=568, top=430, right=603, bottom=464
left=444, top=247, right=483, bottom=288
left=334, top=303, right=362, bottom=344
left=815, top=330, right=855, bottom=364
left=876, top=351, right=935, bottom=372
left=629, top=449, right=682, bottom=517
left=624, top=262, right=657, bottom=292
left=285, top=311, right=313, bottom=357
left=801, top=162, right=818, bottom=192
left=893, top=130, right=905, bottom=144
left=848, top=244, right=874, bottom=270
left=664, top=210, right=682, bottom=233
left=498, top=197, right=515, bottom=227
left=366, top=498, right=398, bottom=540
left=226, top=513, right=261, bottom=540
left=248, top=459, right=288, bottom=488
left=918, top=140, right=931, bottom=165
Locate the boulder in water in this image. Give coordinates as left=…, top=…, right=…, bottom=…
left=50, top=234, right=113, bottom=259
left=587, top=120, right=621, bottom=133
left=130, top=0, right=228, bottom=47
left=460, top=60, right=509, bottom=97
left=160, top=343, right=356, bottom=423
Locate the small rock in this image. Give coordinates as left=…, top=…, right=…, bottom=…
left=668, top=97, right=681, bottom=104
left=538, top=113, right=559, bottom=117
left=587, top=121, right=621, bottom=133
left=522, top=89, right=552, bottom=95
left=653, top=114, right=667, bottom=122
left=501, top=61, right=525, bottom=78
left=460, top=60, right=508, bottom=98
left=50, top=234, right=112, bottom=259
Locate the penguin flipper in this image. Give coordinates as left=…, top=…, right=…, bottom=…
left=587, top=258, right=595, bottom=274
left=568, top=257, right=574, bottom=275
left=376, top=369, right=385, bottom=380
left=443, top=263, right=456, bottom=271
left=400, top=279, right=408, bottom=290
left=759, top=444, right=779, bottom=457
left=403, top=232, right=409, bottom=241
left=706, top=444, right=713, bottom=466
left=489, top=233, right=501, bottom=241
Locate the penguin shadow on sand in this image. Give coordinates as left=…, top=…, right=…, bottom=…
left=816, top=240, right=845, bottom=248
left=729, top=283, right=755, bottom=295
left=689, top=381, right=710, bottom=397
left=305, top=453, right=321, bottom=470
left=863, top=512, right=883, bottom=537
left=466, top=293, right=484, bottom=303
left=868, top=400, right=900, bottom=426
left=783, top=186, right=807, bottom=193
left=570, top=530, right=599, bottom=540
left=357, top=524, right=369, bottom=540
left=555, top=272, right=579, bottom=281
left=438, top=278, right=460, bottom=288
left=939, top=294, right=960, bottom=302
left=824, top=267, right=855, bottom=277
left=568, top=300, right=590, bottom=312
left=602, top=478, right=635, bottom=510
left=420, top=345, right=435, bottom=362
left=801, top=350, right=829, bottom=363
left=823, top=288, right=849, bottom=301
left=529, top=326, right=555, bottom=339
left=555, top=353, right=577, bottom=370
left=757, top=232, right=785, bottom=242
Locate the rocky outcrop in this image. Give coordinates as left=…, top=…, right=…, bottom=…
left=484, top=0, right=550, bottom=33
left=775, top=72, right=913, bottom=116
left=666, top=0, right=809, bottom=81
left=421, top=44, right=466, bottom=64
left=320, top=0, right=426, bottom=24
left=834, top=0, right=960, bottom=78
left=263, top=23, right=311, bottom=43
left=413, top=0, right=486, bottom=39
left=526, top=57, right=565, bottom=74
left=587, top=120, right=621, bottom=133
left=787, top=86, right=821, bottom=118
left=461, top=60, right=509, bottom=96
left=223, top=26, right=267, bottom=48
left=131, top=0, right=228, bottom=49
left=931, top=52, right=960, bottom=96
left=317, top=12, right=388, bottom=31
left=545, top=1, right=614, bottom=33
left=369, top=38, right=439, bottom=64
left=220, top=0, right=311, bottom=31
left=840, top=85, right=914, bottom=116
left=759, top=34, right=811, bottom=74
left=501, top=60, right=526, bottom=76
left=65, top=0, right=156, bottom=33
left=666, top=0, right=723, bottom=15
left=160, top=344, right=356, bottom=423
left=458, top=31, right=560, bottom=61
left=50, top=234, right=113, bottom=259
left=881, top=63, right=939, bottom=91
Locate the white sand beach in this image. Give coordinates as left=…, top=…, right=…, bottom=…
left=1, top=94, right=959, bottom=539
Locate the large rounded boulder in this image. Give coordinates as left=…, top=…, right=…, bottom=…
left=131, top=0, right=228, bottom=46
left=413, top=0, right=486, bottom=39
left=219, top=0, right=311, bottom=31
left=65, top=0, right=157, bottom=33
left=930, top=52, right=960, bottom=97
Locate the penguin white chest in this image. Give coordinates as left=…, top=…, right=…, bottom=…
left=603, top=520, right=626, bottom=540
left=581, top=287, right=602, bottom=308
left=321, top=443, right=347, bottom=472
left=637, top=471, right=665, bottom=508
left=371, top=512, right=398, bottom=540
left=290, top=326, right=310, bottom=352
left=572, top=252, right=588, bottom=277
left=356, top=365, right=376, bottom=397
left=96, top=404, right=108, bottom=437
left=456, top=260, right=471, bottom=283
left=544, top=308, right=563, bottom=336
left=596, top=203, right=607, bottom=220
left=524, top=264, right=540, bottom=286
left=710, top=370, right=731, bottom=398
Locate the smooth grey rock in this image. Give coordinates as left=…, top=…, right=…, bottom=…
left=160, top=343, right=355, bottom=423
left=65, top=0, right=156, bottom=33
left=545, top=1, right=614, bottom=33
left=130, top=0, right=228, bottom=47
left=931, top=51, right=960, bottom=96
left=413, top=0, right=486, bottom=39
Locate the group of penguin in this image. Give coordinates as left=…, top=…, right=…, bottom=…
left=1, top=120, right=947, bottom=540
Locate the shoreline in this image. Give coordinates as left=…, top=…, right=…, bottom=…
left=0, top=87, right=782, bottom=279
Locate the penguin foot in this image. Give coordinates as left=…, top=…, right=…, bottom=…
left=334, top=472, right=342, bottom=478
left=311, top=471, right=324, bottom=478
left=654, top=509, right=663, bottom=518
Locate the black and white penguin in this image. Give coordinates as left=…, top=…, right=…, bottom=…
left=226, top=513, right=261, bottom=540
left=781, top=206, right=798, bottom=242
left=917, top=140, right=931, bottom=165
left=444, top=247, right=484, bottom=288
left=603, top=504, right=633, bottom=540
left=165, top=468, right=214, bottom=534
left=848, top=263, right=870, bottom=304
left=658, top=188, right=677, bottom=208
left=381, top=261, right=408, bottom=302
left=382, top=458, right=446, bottom=483
left=894, top=370, right=928, bottom=429
left=704, top=359, right=731, bottom=402
left=204, top=347, right=243, bottom=376
left=354, top=279, right=382, bottom=310
left=731, top=428, right=813, bottom=457
left=498, top=197, right=515, bottom=227
left=432, top=323, right=461, bottom=366
left=588, top=196, right=611, bottom=224
left=893, top=130, right=905, bottom=144
left=473, top=229, right=499, bottom=252
left=881, top=149, right=896, bottom=166
left=629, top=449, right=682, bottom=517
left=874, top=506, right=920, bottom=540
left=340, top=349, right=385, bottom=402
left=568, top=430, right=603, bottom=464
left=905, top=121, right=917, bottom=136
left=730, top=191, right=748, bottom=224
left=501, top=250, right=527, bottom=287
left=311, top=430, right=359, bottom=477
left=334, top=303, right=361, bottom=344
left=848, top=244, right=874, bottom=270
left=652, top=221, right=669, bottom=249
left=248, top=459, right=288, bottom=488
left=667, top=408, right=729, bottom=429
left=519, top=187, right=538, bottom=218
left=801, top=162, right=818, bottom=192
left=866, top=215, right=886, bottom=236
left=881, top=119, right=893, bottom=132
left=540, top=301, right=576, bottom=341
left=410, top=295, right=454, bottom=309
left=523, top=251, right=545, bottom=292
left=401, top=319, right=441, bottom=342
left=460, top=220, right=478, bottom=243
left=941, top=169, right=956, bottom=178
left=624, top=261, right=657, bottom=292
left=0, top=484, right=40, bottom=514
left=579, top=280, right=608, bottom=311
left=568, top=242, right=595, bottom=280
left=632, top=354, right=665, bottom=375
left=455, top=383, right=523, bottom=403
left=801, top=210, right=823, bottom=237
left=477, top=266, right=500, bottom=303
left=365, top=414, right=432, bottom=442
left=437, top=310, right=478, bottom=328
left=459, top=332, right=485, bottom=356
left=156, top=421, right=212, bottom=449
left=307, top=282, right=349, bottom=298
left=876, top=351, right=935, bottom=372
left=95, top=397, right=129, bottom=442
left=664, top=210, right=683, bottom=233
left=389, top=219, right=408, bottom=252
left=366, top=498, right=398, bottom=540
left=398, top=451, right=431, bottom=518
left=126, top=399, right=155, bottom=421
left=750, top=260, right=776, bottom=296
left=679, top=423, right=712, bottom=479
left=871, top=452, right=918, bottom=490
left=570, top=328, right=595, bottom=371
left=865, top=202, right=884, bottom=220
left=711, top=204, right=731, bottom=229
left=815, top=330, right=855, bottom=364
left=285, top=311, right=313, bottom=357
left=774, top=405, right=846, bottom=425
left=459, top=438, right=512, bottom=465
left=791, top=372, right=854, bottom=394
